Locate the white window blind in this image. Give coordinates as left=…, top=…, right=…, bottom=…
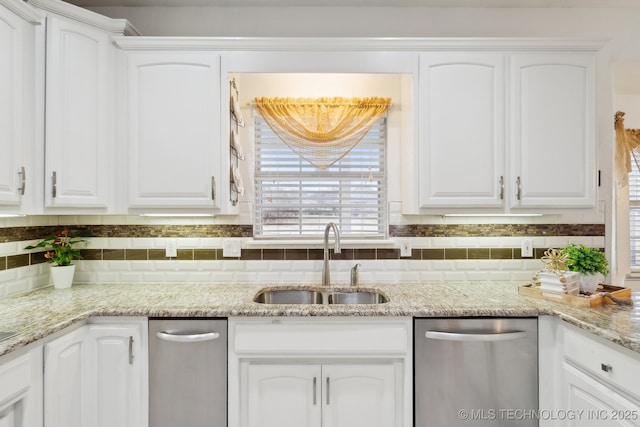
left=254, top=115, right=387, bottom=239
left=630, top=149, right=640, bottom=269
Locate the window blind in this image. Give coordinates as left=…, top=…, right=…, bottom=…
left=254, top=115, right=387, bottom=239
left=630, top=149, right=640, bottom=269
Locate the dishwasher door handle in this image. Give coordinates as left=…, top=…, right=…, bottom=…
left=425, top=330, right=527, bottom=342
left=156, top=331, right=220, bottom=343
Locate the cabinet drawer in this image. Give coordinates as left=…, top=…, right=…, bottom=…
left=233, top=318, right=411, bottom=355
left=563, top=325, right=640, bottom=399
left=0, top=353, right=30, bottom=406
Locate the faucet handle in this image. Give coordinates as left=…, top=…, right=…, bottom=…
left=350, top=263, right=361, bottom=287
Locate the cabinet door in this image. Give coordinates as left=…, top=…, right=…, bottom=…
left=418, top=53, right=505, bottom=209
left=0, top=348, right=42, bottom=427
left=45, top=16, right=111, bottom=209
left=246, top=364, right=322, bottom=427
left=44, top=327, right=90, bottom=427
left=87, top=324, right=144, bottom=427
left=510, top=53, right=596, bottom=209
left=0, top=4, right=32, bottom=209
left=563, top=363, right=640, bottom=426
left=126, top=51, right=221, bottom=210
left=322, top=364, right=396, bottom=427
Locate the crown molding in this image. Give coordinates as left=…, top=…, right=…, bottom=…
left=0, top=0, right=44, bottom=24
left=27, top=0, right=141, bottom=35
left=112, top=36, right=608, bottom=52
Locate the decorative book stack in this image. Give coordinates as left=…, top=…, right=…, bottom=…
left=535, top=271, right=579, bottom=295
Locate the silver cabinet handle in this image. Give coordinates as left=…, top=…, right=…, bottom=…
left=129, top=336, right=134, bottom=365
left=425, top=330, right=527, bottom=342
left=516, top=176, right=522, bottom=201
left=52, top=171, right=57, bottom=198
left=156, top=331, right=220, bottom=343
left=313, top=377, right=317, bottom=405
left=18, top=166, right=25, bottom=196
left=499, top=175, right=504, bottom=200
left=601, top=363, right=613, bottom=373
left=211, top=176, right=216, bottom=201
left=326, top=377, right=330, bottom=405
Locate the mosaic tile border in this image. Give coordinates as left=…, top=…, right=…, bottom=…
left=0, top=223, right=605, bottom=272
left=389, top=224, right=605, bottom=237
left=0, top=246, right=594, bottom=272
left=0, top=223, right=605, bottom=243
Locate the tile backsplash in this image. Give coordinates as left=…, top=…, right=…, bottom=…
left=0, top=222, right=605, bottom=298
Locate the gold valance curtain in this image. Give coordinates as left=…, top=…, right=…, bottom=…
left=253, top=96, right=391, bottom=169
left=615, top=111, right=640, bottom=186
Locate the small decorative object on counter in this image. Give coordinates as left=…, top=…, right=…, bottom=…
left=524, top=245, right=627, bottom=307
left=24, top=230, right=86, bottom=289
left=560, top=243, right=609, bottom=293
left=533, top=248, right=579, bottom=294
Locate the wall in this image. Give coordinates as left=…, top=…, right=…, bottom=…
left=0, top=4, right=623, bottom=297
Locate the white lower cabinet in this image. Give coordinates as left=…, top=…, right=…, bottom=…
left=247, top=364, right=322, bottom=427
left=229, top=317, right=412, bottom=427
left=246, top=363, right=395, bottom=427
left=43, top=318, right=147, bottom=427
left=0, top=346, right=43, bottom=427
left=44, top=326, right=89, bottom=427
left=540, top=316, right=640, bottom=427
left=562, top=363, right=640, bottom=426
left=322, top=364, right=395, bottom=427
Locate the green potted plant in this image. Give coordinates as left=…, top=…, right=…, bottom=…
left=25, top=230, right=86, bottom=289
left=561, top=243, right=609, bottom=293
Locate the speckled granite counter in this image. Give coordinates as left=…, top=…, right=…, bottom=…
left=0, top=281, right=639, bottom=357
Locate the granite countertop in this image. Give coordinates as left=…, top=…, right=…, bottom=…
left=0, top=281, right=639, bottom=358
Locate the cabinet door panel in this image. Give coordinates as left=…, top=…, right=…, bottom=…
left=419, top=53, right=505, bottom=208
left=0, top=8, right=22, bottom=206
left=322, top=364, right=396, bottom=427
left=127, top=52, right=221, bottom=209
left=246, top=364, right=321, bottom=427
left=44, top=327, right=89, bottom=427
left=45, top=16, right=111, bottom=208
left=563, top=363, right=640, bottom=427
left=510, top=53, right=596, bottom=208
left=88, top=324, right=143, bottom=427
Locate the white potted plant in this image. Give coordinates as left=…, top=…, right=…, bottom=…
left=25, top=230, right=86, bottom=289
left=561, top=243, right=609, bottom=293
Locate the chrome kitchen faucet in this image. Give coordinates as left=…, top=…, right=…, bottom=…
left=322, top=222, right=341, bottom=286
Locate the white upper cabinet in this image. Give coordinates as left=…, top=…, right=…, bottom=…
left=509, top=53, right=597, bottom=209
left=0, top=1, right=40, bottom=214
left=414, top=48, right=598, bottom=213
left=418, top=53, right=505, bottom=209
left=44, top=15, right=112, bottom=210
left=123, top=51, right=222, bottom=212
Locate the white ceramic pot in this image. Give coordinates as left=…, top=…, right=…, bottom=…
left=50, top=264, right=76, bottom=289
left=578, top=272, right=603, bottom=294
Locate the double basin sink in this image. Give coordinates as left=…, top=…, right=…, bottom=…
left=254, top=288, right=388, bottom=305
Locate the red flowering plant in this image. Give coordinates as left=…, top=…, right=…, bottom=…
left=24, top=230, right=86, bottom=266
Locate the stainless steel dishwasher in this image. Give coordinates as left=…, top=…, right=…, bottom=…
left=414, top=317, right=538, bottom=427
left=149, top=318, right=227, bottom=427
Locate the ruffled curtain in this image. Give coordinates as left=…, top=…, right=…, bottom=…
left=253, top=96, right=391, bottom=169
left=615, top=111, right=640, bottom=186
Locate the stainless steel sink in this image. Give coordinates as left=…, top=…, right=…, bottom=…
left=253, top=288, right=388, bottom=305
left=253, top=289, right=323, bottom=304
left=327, top=291, right=388, bottom=304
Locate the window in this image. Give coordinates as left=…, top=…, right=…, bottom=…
left=630, top=150, right=640, bottom=269
left=254, top=115, right=387, bottom=239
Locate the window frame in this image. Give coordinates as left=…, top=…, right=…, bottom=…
left=252, top=115, right=388, bottom=240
